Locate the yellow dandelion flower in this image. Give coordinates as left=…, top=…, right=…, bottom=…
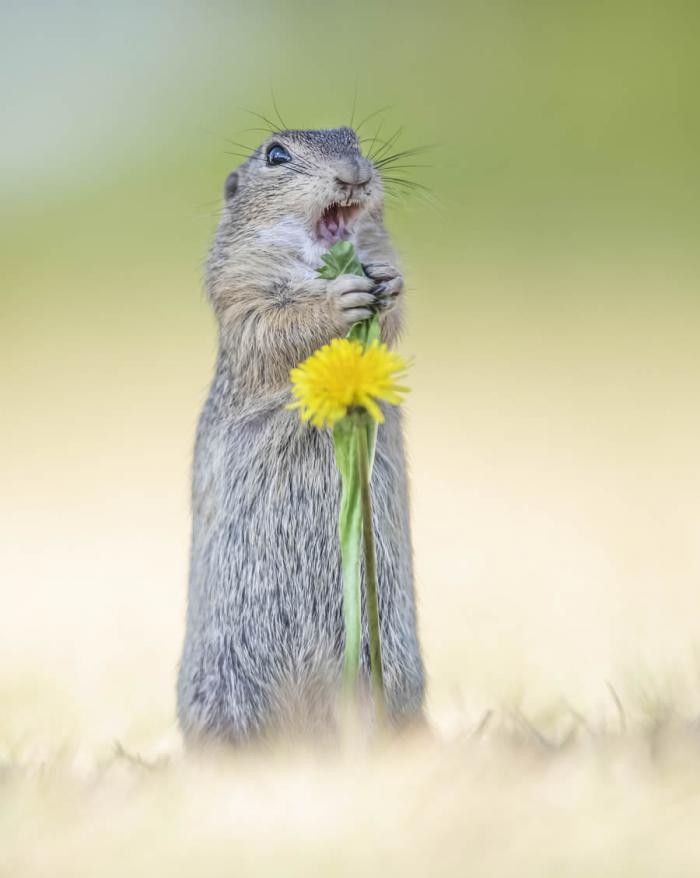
left=288, top=338, right=409, bottom=429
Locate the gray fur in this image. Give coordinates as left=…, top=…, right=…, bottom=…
left=177, top=127, right=425, bottom=744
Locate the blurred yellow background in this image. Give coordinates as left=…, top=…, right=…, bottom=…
left=2, top=3, right=700, bottom=873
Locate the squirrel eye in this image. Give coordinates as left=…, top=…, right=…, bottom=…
left=266, top=144, right=292, bottom=166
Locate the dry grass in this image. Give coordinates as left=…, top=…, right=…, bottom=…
left=4, top=708, right=700, bottom=878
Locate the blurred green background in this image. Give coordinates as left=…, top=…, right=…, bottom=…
left=2, top=1, right=700, bottom=750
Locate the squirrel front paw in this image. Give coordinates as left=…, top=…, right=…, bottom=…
left=363, top=262, right=404, bottom=313
left=325, top=274, right=378, bottom=327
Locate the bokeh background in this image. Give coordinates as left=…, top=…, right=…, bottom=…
left=2, top=2, right=700, bottom=875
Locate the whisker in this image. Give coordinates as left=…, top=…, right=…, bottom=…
left=370, top=126, right=403, bottom=162
left=359, top=136, right=392, bottom=146
left=365, top=117, right=389, bottom=164
left=360, top=134, right=386, bottom=160
left=238, top=107, right=283, bottom=134
left=224, top=138, right=259, bottom=154
left=355, top=104, right=393, bottom=134
left=270, top=91, right=288, bottom=131
left=224, top=150, right=256, bottom=162
left=367, top=130, right=392, bottom=163
left=373, top=163, right=433, bottom=172
left=381, top=175, right=427, bottom=186
left=374, top=145, right=435, bottom=167
left=381, top=176, right=433, bottom=194
left=384, top=186, right=439, bottom=212
left=238, top=127, right=280, bottom=137
left=349, top=79, right=359, bottom=128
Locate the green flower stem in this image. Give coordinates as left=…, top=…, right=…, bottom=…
left=355, top=416, right=386, bottom=720
left=336, top=423, right=362, bottom=697
left=320, top=241, right=384, bottom=713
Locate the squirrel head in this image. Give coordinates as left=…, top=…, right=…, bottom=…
left=221, top=127, right=385, bottom=251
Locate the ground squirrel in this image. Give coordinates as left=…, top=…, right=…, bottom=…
left=177, top=127, right=425, bottom=744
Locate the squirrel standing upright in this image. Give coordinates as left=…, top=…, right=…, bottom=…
left=177, top=127, right=425, bottom=743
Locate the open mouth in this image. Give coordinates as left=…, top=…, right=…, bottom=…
left=317, top=201, right=362, bottom=245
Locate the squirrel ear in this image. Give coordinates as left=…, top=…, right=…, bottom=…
left=224, top=171, right=239, bottom=200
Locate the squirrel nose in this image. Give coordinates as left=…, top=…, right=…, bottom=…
left=335, top=157, right=372, bottom=189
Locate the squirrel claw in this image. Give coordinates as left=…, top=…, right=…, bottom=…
left=371, top=277, right=402, bottom=313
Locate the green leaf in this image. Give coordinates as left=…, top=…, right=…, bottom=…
left=316, top=240, right=365, bottom=280
left=347, top=313, right=381, bottom=347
